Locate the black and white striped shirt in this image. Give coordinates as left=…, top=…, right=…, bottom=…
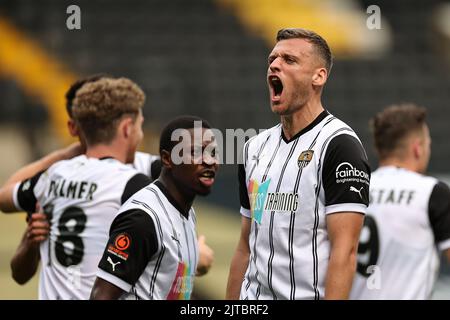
left=239, top=111, right=370, bottom=300
left=97, top=181, right=198, bottom=300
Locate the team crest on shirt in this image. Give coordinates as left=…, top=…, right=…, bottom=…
left=297, top=150, right=314, bottom=168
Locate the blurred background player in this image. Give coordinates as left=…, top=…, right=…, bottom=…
left=90, top=116, right=219, bottom=300
left=0, top=77, right=153, bottom=299
left=64, top=74, right=162, bottom=180
left=350, top=103, right=450, bottom=299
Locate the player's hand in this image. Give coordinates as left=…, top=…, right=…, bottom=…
left=196, top=235, right=214, bottom=276
left=26, top=212, right=50, bottom=247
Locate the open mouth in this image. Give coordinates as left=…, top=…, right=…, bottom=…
left=198, top=170, right=216, bottom=187
left=269, top=75, right=283, bottom=99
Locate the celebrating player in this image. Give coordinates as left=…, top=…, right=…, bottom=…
left=226, top=28, right=370, bottom=300
left=0, top=77, right=152, bottom=299
left=7, top=75, right=214, bottom=291
left=90, top=116, right=219, bottom=299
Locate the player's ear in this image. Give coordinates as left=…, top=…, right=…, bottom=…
left=312, top=67, right=327, bottom=87
left=67, top=119, right=79, bottom=137
left=161, top=150, right=173, bottom=168
left=412, top=138, right=422, bottom=159
left=121, top=117, right=134, bottom=139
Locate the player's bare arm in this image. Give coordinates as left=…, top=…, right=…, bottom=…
left=90, top=278, right=125, bottom=300
left=11, top=212, right=49, bottom=284
left=226, top=216, right=251, bottom=299
left=0, top=142, right=83, bottom=213
left=325, top=212, right=364, bottom=299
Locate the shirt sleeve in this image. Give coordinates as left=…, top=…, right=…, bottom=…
left=238, top=163, right=251, bottom=217
left=97, top=209, right=158, bottom=291
left=322, top=134, right=371, bottom=215
left=14, top=171, right=44, bottom=212
left=428, top=181, right=450, bottom=251
left=120, top=173, right=152, bottom=204
left=132, top=152, right=160, bottom=180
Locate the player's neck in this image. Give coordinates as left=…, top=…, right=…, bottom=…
left=85, top=143, right=127, bottom=163
left=379, top=158, right=419, bottom=173
left=158, top=172, right=194, bottom=215
left=281, top=100, right=324, bottom=140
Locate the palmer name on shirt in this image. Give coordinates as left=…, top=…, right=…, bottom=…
left=48, top=179, right=98, bottom=200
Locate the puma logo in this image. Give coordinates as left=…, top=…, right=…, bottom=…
left=107, top=256, right=121, bottom=272
left=350, top=186, right=364, bottom=199
left=252, top=154, right=261, bottom=166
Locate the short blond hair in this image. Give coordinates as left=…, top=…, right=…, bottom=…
left=72, top=77, right=145, bottom=145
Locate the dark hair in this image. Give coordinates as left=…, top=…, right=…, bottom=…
left=65, top=73, right=110, bottom=117
left=159, top=116, right=211, bottom=154
left=371, top=103, right=427, bottom=159
left=276, top=28, right=333, bottom=73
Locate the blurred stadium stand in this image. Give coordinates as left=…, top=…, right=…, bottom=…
left=331, top=0, right=450, bottom=176
left=0, top=0, right=449, bottom=208
left=0, top=0, right=449, bottom=299
left=0, top=0, right=274, bottom=210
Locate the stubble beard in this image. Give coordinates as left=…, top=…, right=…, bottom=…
left=275, top=91, right=305, bottom=117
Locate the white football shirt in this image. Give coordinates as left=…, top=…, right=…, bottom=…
left=350, top=166, right=450, bottom=299
left=97, top=181, right=198, bottom=300
left=239, top=111, right=370, bottom=300
left=13, top=155, right=151, bottom=299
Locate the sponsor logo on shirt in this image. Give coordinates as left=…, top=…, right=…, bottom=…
left=297, top=150, right=314, bottom=168
left=167, top=262, right=194, bottom=300
left=264, top=192, right=299, bottom=212
left=107, top=233, right=131, bottom=261
left=115, top=234, right=131, bottom=250
left=335, top=162, right=369, bottom=185
left=249, top=179, right=271, bottom=224
left=249, top=179, right=299, bottom=224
